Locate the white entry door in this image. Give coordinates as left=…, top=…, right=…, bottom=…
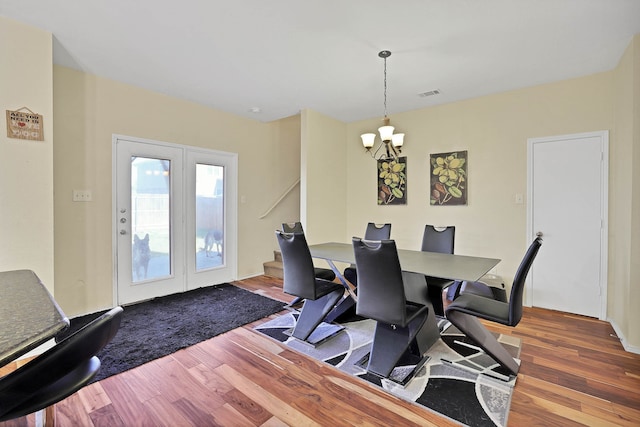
left=527, top=131, right=608, bottom=319
left=114, top=135, right=237, bottom=305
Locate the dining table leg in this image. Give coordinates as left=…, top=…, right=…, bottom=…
left=320, top=259, right=358, bottom=323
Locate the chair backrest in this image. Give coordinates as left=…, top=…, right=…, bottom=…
left=508, top=237, right=543, bottom=326
left=421, top=225, right=455, bottom=254
left=352, top=238, right=409, bottom=327
left=275, top=230, right=318, bottom=300
left=364, top=223, right=392, bottom=240
left=0, top=306, right=123, bottom=418
left=282, top=222, right=303, bottom=233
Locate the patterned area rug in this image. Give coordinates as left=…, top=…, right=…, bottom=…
left=255, top=312, right=521, bottom=427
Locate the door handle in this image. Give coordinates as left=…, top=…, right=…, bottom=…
left=536, top=231, right=543, bottom=237
left=120, top=230, right=127, bottom=235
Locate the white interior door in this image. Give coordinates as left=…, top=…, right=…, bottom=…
left=114, top=135, right=237, bottom=305
left=527, top=131, right=608, bottom=319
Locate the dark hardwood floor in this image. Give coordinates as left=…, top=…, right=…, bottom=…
left=2, top=275, right=639, bottom=426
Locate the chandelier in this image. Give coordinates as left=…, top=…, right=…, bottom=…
left=361, top=50, right=404, bottom=160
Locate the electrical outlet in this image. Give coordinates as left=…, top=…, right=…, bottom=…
left=73, top=190, right=92, bottom=202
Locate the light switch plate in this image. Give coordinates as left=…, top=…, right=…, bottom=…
left=73, top=190, right=92, bottom=202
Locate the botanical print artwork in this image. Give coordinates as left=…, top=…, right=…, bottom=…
left=378, top=156, right=407, bottom=205
left=430, top=151, right=467, bottom=205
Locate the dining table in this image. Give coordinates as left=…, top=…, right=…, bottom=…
left=308, top=242, right=501, bottom=347
left=0, top=269, right=69, bottom=369
left=309, top=241, right=500, bottom=293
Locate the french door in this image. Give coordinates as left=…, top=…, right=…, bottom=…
left=114, top=135, right=237, bottom=305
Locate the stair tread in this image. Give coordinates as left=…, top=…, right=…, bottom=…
left=263, top=260, right=282, bottom=267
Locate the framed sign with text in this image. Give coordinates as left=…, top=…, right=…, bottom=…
left=6, top=108, right=44, bottom=141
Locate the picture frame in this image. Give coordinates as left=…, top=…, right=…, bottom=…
left=378, top=156, right=407, bottom=205
left=430, top=150, right=467, bottom=205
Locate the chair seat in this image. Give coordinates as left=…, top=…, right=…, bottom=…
left=446, top=293, right=510, bottom=325
left=343, top=266, right=357, bottom=285
left=0, top=357, right=101, bottom=422
left=403, top=302, right=429, bottom=327
left=314, top=279, right=344, bottom=299
left=0, top=307, right=122, bottom=422
left=314, top=268, right=336, bottom=281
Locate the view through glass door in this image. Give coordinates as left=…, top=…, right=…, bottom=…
left=114, top=136, right=237, bottom=305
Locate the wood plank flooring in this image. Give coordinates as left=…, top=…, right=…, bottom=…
left=2, top=275, right=639, bottom=426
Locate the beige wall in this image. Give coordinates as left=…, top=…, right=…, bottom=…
left=342, top=36, right=639, bottom=351
left=610, top=34, right=640, bottom=349
left=346, top=72, right=613, bottom=281
left=300, top=110, right=349, bottom=271
left=0, top=17, right=55, bottom=291
left=4, top=17, right=638, bottom=350
left=53, top=66, right=300, bottom=316
left=632, top=35, right=640, bottom=349
left=300, top=110, right=347, bottom=244
left=631, top=36, right=640, bottom=349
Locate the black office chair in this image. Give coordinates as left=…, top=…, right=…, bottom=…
left=282, top=222, right=336, bottom=282
left=343, top=222, right=391, bottom=285
left=353, top=238, right=437, bottom=381
left=445, top=237, right=542, bottom=377
left=276, top=231, right=344, bottom=344
left=421, top=225, right=459, bottom=316
left=0, top=306, right=123, bottom=422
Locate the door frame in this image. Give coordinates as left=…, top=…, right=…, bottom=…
left=111, top=134, right=238, bottom=306
left=526, top=130, right=608, bottom=319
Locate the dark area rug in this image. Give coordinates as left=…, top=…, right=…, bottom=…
left=60, top=284, right=284, bottom=383
left=255, top=312, right=521, bottom=427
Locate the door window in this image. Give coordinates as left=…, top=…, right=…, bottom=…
left=196, top=164, right=224, bottom=271
left=131, top=157, right=172, bottom=282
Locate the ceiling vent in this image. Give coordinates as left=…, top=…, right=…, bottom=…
left=418, top=89, right=441, bottom=97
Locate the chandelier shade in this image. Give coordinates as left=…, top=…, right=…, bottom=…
left=361, top=133, right=376, bottom=149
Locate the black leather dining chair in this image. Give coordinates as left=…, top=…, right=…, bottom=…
left=282, top=222, right=336, bottom=282
left=343, top=222, right=391, bottom=285
left=421, top=225, right=458, bottom=316
left=445, top=237, right=542, bottom=377
left=276, top=230, right=345, bottom=344
left=353, top=238, right=435, bottom=380
left=0, top=306, right=123, bottom=422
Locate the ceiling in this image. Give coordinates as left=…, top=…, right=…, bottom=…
left=2, top=0, right=640, bottom=123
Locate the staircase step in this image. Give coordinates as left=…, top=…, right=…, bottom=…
left=263, top=260, right=283, bottom=279
left=274, top=250, right=282, bottom=263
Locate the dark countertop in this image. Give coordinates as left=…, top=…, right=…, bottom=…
left=0, top=269, right=69, bottom=367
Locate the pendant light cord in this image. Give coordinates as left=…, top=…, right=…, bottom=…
left=383, top=56, right=388, bottom=119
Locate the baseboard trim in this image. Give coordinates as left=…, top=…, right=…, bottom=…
left=608, top=318, right=640, bottom=354
left=236, top=271, right=267, bottom=281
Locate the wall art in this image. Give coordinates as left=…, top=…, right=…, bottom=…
left=378, top=156, right=407, bottom=205
left=430, top=150, right=467, bottom=205
left=5, top=107, right=44, bottom=141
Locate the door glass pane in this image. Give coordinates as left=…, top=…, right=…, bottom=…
left=131, top=157, right=171, bottom=282
left=196, top=164, right=224, bottom=271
